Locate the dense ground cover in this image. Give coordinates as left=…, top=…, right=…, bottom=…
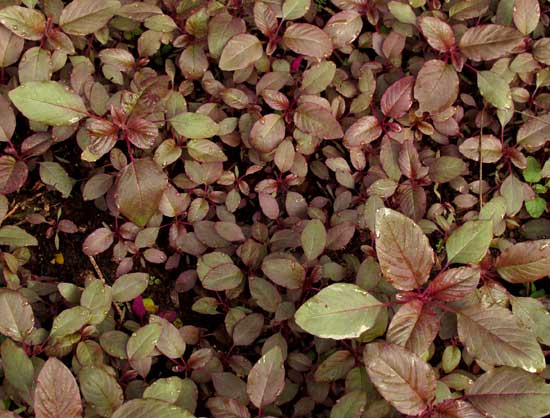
left=1, top=0, right=550, bottom=417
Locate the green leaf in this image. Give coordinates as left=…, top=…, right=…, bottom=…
left=39, top=162, right=75, bottom=198
left=261, top=255, right=305, bottom=289
left=80, top=280, right=112, bottom=325
left=60, top=0, right=121, bottom=36
left=79, top=366, right=124, bottom=417
left=112, top=272, right=149, bottom=302
left=115, top=158, right=168, bottom=227
left=446, top=220, right=492, bottom=264
left=523, top=156, right=542, bottom=183
left=511, top=296, right=550, bottom=346
left=330, top=391, right=367, bottom=418
left=1, top=339, right=34, bottom=398
left=442, top=345, right=461, bottom=373
left=388, top=1, right=416, bottom=24
left=314, top=350, right=355, bottom=382
left=0, top=5, right=45, bottom=40
left=112, top=399, right=195, bottom=418
left=301, top=219, right=327, bottom=261
left=127, top=323, right=162, bottom=360
left=477, top=70, right=512, bottom=110
left=282, top=0, right=311, bottom=20
left=170, top=112, right=219, bottom=139
left=467, top=367, right=550, bottom=418
left=8, top=81, right=87, bottom=126
left=0, top=225, right=37, bottom=247
left=526, top=197, right=546, bottom=218
left=295, top=283, right=384, bottom=339
left=0, top=289, right=35, bottom=341
left=50, top=306, right=91, bottom=338
left=197, top=252, right=243, bottom=291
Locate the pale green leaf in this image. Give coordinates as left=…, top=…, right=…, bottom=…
left=295, top=283, right=384, bottom=339
left=9, top=81, right=87, bottom=126
left=446, top=220, right=492, bottom=264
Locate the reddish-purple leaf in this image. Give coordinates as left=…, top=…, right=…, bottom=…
left=495, top=239, right=550, bottom=283
left=283, top=23, right=333, bottom=58
left=293, top=103, right=343, bottom=139
left=82, top=227, right=114, bottom=256
left=343, top=115, right=382, bottom=148
left=247, top=347, right=285, bottom=408
left=380, top=76, right=414, bottom=119
left=427, top=267, right=480, bottom=301
left=34, top=357, right=83, bottom=418
left=0, top=155, right=28, bottom=194
left=418, top=16, right=456, bottom=52
left=364, top=342, right=436, bottom=416
left=386, top=300, right=440, bottom=355
left=375, top=208, right=434, bottom=291
left=414, top=60, right=459, bottom=113
left=115, top=158, right=168, bottom=227
left=459, top=24, right=524, bottom=61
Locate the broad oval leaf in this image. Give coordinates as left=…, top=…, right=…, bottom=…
left=60, top=0, right=121, bottom=36
left=517, top=113, right=550, bottom=151
left=414, top=60, right=458, bottom=113
left=446, top=220, right=492, bottom=264
left=418, top=16, right=455, bottom=52
left=477, top=70, right=512, bottom=110
left=35, top=357, right=83, bottom=418
left=457, top=303, right=545, bottom=372
left=283, top=23, right=333, bottom=58
left=112, top=272, right=149, bottom=302
left=513, top=0, right=540, bottom=35
left=282, top=0, right=311, bottom=20
left=9, top=81, right=87, bottom=126
left=246, top=347, right=285, bottom=408
left=459, top=134, right=503, bottom=163
left=375, top=208, right=434, bottom=291
left=363, top=342, right=436, bottom=416
left=343, top=115, right=382, bottom=149
left=301, top=219, right=327, bottom=261
left=380, top=76, right=414, bottom=119
left=459, top=24, right=524, bottom=61
left=495, top=239, right=550, bottom=283
left=111, top=399, right=194, bottom=418
left=127, top=323, right=162, bottom=360
left=0, top=289, right=34, bottom=342
left=466, top=367, right=550, bottom=418
left=171, top=112, right=219, bottom=139
left=219, top=34, right=263, bottom=71
left=295, top=283, right=384, bottom=339
left=294, top=103, right=343, bottom=140
left=0, top=225, right=36, bottom=247
left=115, top=158, right=168, bottom=227
left=0, top=6, right=45, bottom=41
left=250, top=113, right=285, bottom=153
left=386, top=300, right=440, bottom=355
left=261, top=256, right=305, bottom=289
left=78, top=366, right=124, bottom=417
left=82, top=227, right=114, bottom=256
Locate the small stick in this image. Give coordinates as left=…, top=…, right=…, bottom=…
left=88, top=255, right=105, bottom=283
